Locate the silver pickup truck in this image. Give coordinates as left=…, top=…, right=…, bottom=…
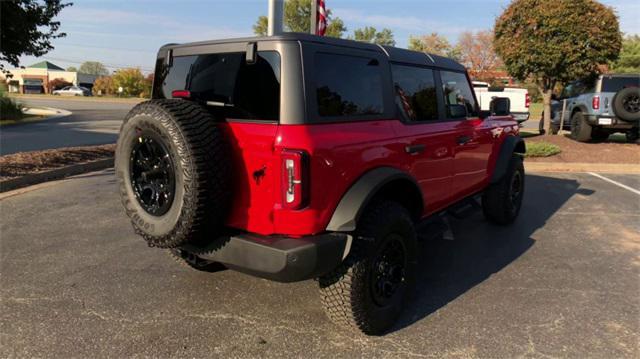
left=539, top=74, right=639, bottom=142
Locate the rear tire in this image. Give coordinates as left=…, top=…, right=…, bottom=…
left=318, top=201, right=417, bottom=335
left=570, top=111, right=592, bottom=142
left=167, top=249, right=227, bottom=272
left=115, top=100, right=230, bottom=248
left=482, top=154, right=525, bottom=225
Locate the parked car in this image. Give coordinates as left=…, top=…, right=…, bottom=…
left=538, top=74, right=640, bottom=142
left=115, top=33, right=526, bottom=335
left=52, top=85, right=91, bottom=96
left=473, top=81, right=530, bottom=124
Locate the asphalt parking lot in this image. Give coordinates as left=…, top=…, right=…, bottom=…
left=1, top=169, right=638, bottom=358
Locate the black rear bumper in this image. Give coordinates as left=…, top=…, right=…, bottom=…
left=180, top=232, right=349, bottom=282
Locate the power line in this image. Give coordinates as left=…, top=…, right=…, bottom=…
left=55, top=42, right=157, bottom=54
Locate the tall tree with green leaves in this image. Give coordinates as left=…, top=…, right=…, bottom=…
left=253, top=0, right=346, bottom=38
left=66, top=66, right=77, bottom=72
left=611, top=35, right=640, bottom=73
left=408, top=33, right=459, bottom=60
left=351, top=27, right=395, bottom=46
left=0, top=0, right=72, bottom=73
left=79, top=61, right=109, bottom=76
left=494, top=0, right=621, bottom=134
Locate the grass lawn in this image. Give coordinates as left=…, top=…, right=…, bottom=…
left=524, top=141, right=561, bottom=157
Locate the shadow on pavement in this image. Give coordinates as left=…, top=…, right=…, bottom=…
left=393, top=173, right=594, bottom=332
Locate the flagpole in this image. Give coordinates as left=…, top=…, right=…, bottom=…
left=268, top=0, right=284, bottom=36
left=310, top=0, right=317, bottom=35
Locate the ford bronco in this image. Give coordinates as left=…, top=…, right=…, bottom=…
left=116, top=33, right=526, bottom=335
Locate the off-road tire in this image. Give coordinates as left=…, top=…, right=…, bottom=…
left=570, top=111, right=592, bottom=142
left=115, top=99, right=230, bottom=248
left=167, top=249, right=227, bottom=272
left=482, top=154, right=525, bottom=225
left=318, top=201, right=418, bottom=335
left=626, top=128, right=640, bottom=143
left=590, top=128, right=610, bottom=142
left=612, top=87, right=640, bottom=122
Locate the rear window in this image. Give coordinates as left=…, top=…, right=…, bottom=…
left=601, top=76, right=640, bottom=93
left=314, top=52, right=384, bottom=118
left=440, top=71, right=478, bottom=118
left=154, top=51, right=281, bottom=121
left=391, top=64, right=438, bottom=121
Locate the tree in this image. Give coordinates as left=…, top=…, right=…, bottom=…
left=112, top=68, right=145, bottom=97
left=494, top=0, right=621, bottom=134
left=48, top=78, right=72, bottom=91
left=456, top=30, right=503, bottom=82
left=253, top=0, right=346, bottom=38
left=92, top=76, right=115, bottom=96
left=352, top=27, right=396, bottom=46
left=79, top=61, right=109, bottom=76
left=610, top=35, right=640, bottom=73
left=66, top=66, right=77, bottom=72
left=0, top=0, right=72, bottom=73
left=408, top=33, right=459, bottom=60
left=140, top=73, right=154, bottom=99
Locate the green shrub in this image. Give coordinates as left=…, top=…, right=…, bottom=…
left=0, top=88, right=24, bottom=121
left=525, top=142, right=561, bottom=157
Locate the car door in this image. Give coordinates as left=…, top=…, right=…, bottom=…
left=439, top=70, right=494, bottom=199
left=389, top=64, right=457, bottom=213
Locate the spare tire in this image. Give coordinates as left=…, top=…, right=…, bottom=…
left=115, top=100, right=230, bottom=248
left=612, top=87, right=640, bottom=122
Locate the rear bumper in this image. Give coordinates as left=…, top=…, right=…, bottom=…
left=181, top=232, right=349, bottom=282
left=512, top=112, right=530, bottom=123
left=584, top=114, right=637, bottom=129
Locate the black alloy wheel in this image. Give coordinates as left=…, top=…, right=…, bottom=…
left=371, top=235, right=407, bottom=307
left=622, top=93, right=640, bottom=114
left=509, top=170, right=524, bottom=214
left=129, top=131, right=176, bottom=216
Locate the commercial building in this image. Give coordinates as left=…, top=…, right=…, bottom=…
left=0, top=61, right=98, bottom=94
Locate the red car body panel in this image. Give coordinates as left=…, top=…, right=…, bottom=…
left=219, top=116, right=519, bottom=237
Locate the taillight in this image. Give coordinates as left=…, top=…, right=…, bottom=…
left=525, top=93, right=530, bottom=108
left=592, top=96, right=600, bottom=110
left=281, top=150, right=308, bottom=209
left=172, top=90, right=191, bottom=99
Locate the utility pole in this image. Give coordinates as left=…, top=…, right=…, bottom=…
left=267, top=0, right=284, bottom=36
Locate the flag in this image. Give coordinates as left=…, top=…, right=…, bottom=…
left=317, top=0, right=327, bottom=36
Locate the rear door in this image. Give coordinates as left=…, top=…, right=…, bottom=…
left=389, top=64, right=457, bottom=213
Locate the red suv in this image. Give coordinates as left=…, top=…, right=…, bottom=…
left=116, top=33, right=526, bottom=335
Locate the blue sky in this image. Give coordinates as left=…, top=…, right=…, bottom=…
left=15, top=0, right=640, bottom=74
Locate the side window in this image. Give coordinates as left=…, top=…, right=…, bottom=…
left=391, top=64, right=438, bottom=121
left=561, top=83, right=575, bottom=98
left=440, top=71, right=478, bottom=118
left=315, top=52, right=384, bottom=118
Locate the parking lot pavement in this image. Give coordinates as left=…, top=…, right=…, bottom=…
left=1, top=170, right=638, bottom=358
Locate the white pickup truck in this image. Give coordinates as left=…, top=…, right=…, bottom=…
left=473, top=81, right=530, bottom=124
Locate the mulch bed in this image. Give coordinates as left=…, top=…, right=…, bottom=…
left=0, top=144, right=115, bottom=181
left=524, top=134, right=639, bottom=164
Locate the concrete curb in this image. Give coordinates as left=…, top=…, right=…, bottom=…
left=526, top=162, right=640, bottom=173
left=22, top=106, right=72, bottom=120
left=0, top=158, right=114, bottom=193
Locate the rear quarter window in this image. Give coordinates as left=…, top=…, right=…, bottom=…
left=601, top=76, right=640, bottom=93
left=153, top=51, right=281, bottom=121
left=314, top=52, right=385, bottom=118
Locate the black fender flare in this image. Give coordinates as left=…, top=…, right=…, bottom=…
left=491, top=136, right=526, bottom=183
left=326, top=167, right=423, bottom=232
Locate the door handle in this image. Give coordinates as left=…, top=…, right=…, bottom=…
left=405, top=144, right=425, bottom=155
left=457, top=135, right=472, bottom=145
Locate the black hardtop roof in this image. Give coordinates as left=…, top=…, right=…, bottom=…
left=160, top=32, right=466, bottom=72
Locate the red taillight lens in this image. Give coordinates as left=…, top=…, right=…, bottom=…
left=171, top=90, right=191, bottom=99
left=525, top=93, right=531, bottom=108
left=592, top=96, right=600, bottom=110
left=281, top=150, right=308, bottom=209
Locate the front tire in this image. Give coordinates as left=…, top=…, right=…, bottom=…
left=482, top=154, right=525, bottom=225
left=570, top=111, right=592, bottom=142
left=318, top=201, right=417, bottom=335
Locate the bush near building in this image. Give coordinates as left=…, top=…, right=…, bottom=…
left=0, top=88, right=23, bottom=121
left=92, top=76, right=115, bottom=96
left=48, top=78, right=73, bottom=91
